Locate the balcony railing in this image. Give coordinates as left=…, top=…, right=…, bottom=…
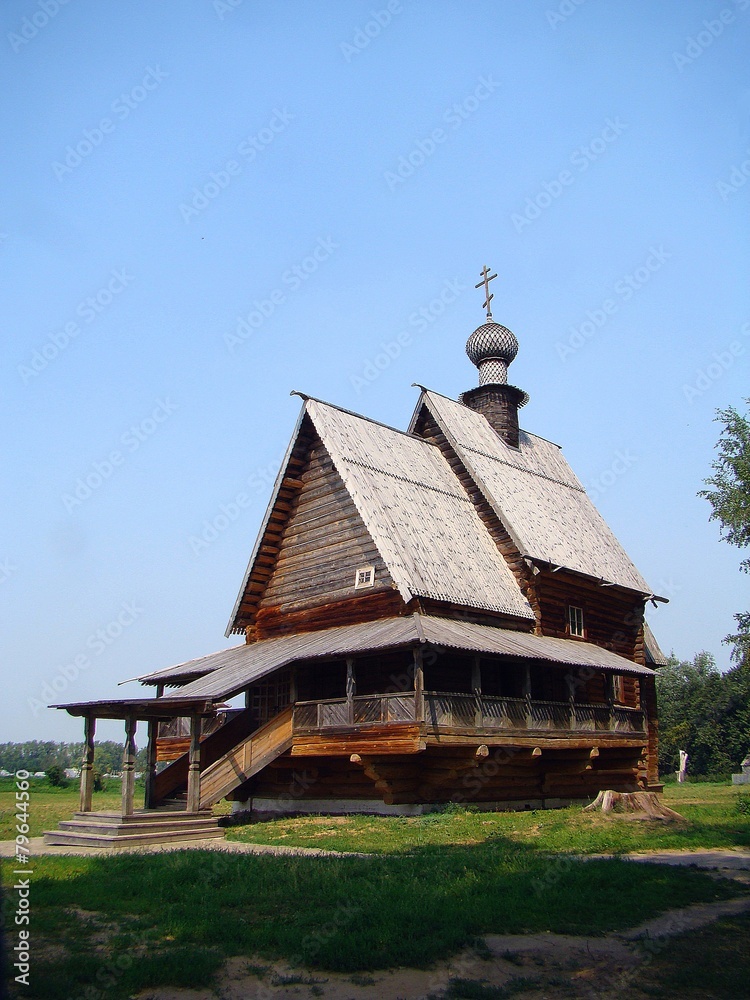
left=292, top=691, right=646, bottom=735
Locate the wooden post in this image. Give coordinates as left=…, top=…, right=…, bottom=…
left=144, top=719, right=158, bottom=809
left=472, top=655, right=482, bottom=728
left=156, top=683, right=165, bottom=698
left=346, top=658, right=355, bottom=725
left=523, top=664, right=532, bottom=729
left=605, top=673, right=615, bottom=732
left=413, top=648, right=424, bottom=723
left=121, top=715, right=137, bottom=817
left=186, top=714, right=202, bottom=813
left=567, top=674, right=576, bottom=731
left=79, top=715, right=96, bottom=813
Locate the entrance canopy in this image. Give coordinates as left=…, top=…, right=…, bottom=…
left=50, top=697, right=217, bottom=720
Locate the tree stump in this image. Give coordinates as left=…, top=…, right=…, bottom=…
left=583, top=790, right=684, bottom=822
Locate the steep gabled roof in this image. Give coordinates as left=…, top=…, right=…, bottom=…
left=412, top=389, right=654, bottom=596
left=226, top=396, right=534, bottom=635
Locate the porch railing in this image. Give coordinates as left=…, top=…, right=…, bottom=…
left=292, top=691, right=646, bottom=735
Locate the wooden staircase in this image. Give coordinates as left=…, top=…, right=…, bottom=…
left=199, top=705, right=294, bottom=807
left=43, top=707, right=295, bottom=848
left=43, top=810, right=224, bottom=848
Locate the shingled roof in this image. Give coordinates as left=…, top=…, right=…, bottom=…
left=411, top=389, right=655, bottom=596
left=226, top=397, right=535, bottom=634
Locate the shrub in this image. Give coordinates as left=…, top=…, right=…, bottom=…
left=45, top=765, right=69, bottom=787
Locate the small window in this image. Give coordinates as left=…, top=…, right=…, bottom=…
left=568, top=605, right=585, bottom=637
left=354, top=566, right=375, bottom=589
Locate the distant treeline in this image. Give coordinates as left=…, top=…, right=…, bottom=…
left=0, top=741, right=148, bottom=775
left=657, top=653, right=750, bottom=778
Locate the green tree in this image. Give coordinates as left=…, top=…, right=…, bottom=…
left=699, top=398, right=750, bottom=664
left=656, top=651, right=750, bottom=776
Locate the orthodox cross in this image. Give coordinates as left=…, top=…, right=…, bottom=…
left=475, top=264, right=497, bottom=319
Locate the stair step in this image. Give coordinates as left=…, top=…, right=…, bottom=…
left=55, top=818, right=222, bottom=837
left=43, top=826, right=225, bottom=848
left=72, top=810, right=210, bottom=825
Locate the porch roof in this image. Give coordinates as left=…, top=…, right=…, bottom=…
left=133, top=614, right=654, bottom=702
left=50, top=697, right=218, bottom=720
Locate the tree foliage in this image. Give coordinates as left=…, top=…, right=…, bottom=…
left=656, top=651, right=750, bottom=777
left=0, top=740, right=147, bottom=774
left=699, top=398, right=750, bottom=663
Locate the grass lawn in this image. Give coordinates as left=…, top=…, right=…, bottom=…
left=2, top=841, right=745, bottom=998
left=2, top=782, right=748, bottom=998
left=224, top=782, right=750, bottom=855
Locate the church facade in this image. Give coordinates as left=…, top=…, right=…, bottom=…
left=48, top=270, right=666, bottom=845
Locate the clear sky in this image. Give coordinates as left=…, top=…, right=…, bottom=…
left=2, top=0, right=748, bottom=745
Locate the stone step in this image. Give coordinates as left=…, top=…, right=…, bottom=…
left=42, top=825, right=225, bottom=848
left=52, top=817, right=222, bottom=837
left=42, top=808, right=225, bottom=848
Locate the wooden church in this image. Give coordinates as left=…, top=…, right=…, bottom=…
left=47, top=268, right=667, bottom=846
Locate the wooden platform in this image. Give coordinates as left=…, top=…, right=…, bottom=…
left=42, top=810, right=225, bottom=849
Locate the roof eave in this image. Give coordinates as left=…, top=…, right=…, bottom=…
left=224, top=400, right=308, bottom=638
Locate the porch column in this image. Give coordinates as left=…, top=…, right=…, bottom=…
left=79, top=715, right=96, bottom=813
left=523, top=664, right=532, bottom=728
left=471, top=656, right=482, bottom=728
left=121, top=715, right=137, bottom=817
left=346, top=658, right=355, bottom=725
left=413, top=648, right=424, bottom=723
left=568, top=684, right=576, bottom=731
left=144, top=719, right=158, bottom=809
left=604, top=673, right=615, bottom=731
left=186, top=714, right=202, bottom=813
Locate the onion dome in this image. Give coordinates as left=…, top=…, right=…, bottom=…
left=466, top=321, right=519, bottom=386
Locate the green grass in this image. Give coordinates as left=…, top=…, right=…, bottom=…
left=225, top=783, right=750, bottom=855
left=2, top=782, right=749, bottom=998
left=637, top=910, right=750, bottom=999
left=0, top=777, right=128, bottom=839
left=2, top=838, right=746, bottom=998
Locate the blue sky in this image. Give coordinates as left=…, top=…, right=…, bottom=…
left=1, top=0, right=748, bottom=744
